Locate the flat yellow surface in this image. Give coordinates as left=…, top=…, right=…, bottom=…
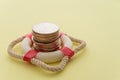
left=0, top=0, right=120, bottom=80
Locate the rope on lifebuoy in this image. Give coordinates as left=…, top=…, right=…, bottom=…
left=7, top=34, right=86, bottom=72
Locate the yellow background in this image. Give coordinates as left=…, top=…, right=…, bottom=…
left=0, top=0, right=120, bottom=80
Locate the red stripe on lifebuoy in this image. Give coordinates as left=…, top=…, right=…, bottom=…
left=23, top=49, right=38, bottom=63
left=60, top=33, right=64, bottom=38
left=60, top=47, right=74, bottom=58
left=24, top=33, right=32, bottom=41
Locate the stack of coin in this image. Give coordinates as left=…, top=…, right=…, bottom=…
left=32, top=22, right=61, bottom=52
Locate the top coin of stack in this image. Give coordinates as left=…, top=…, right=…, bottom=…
left=32, top=22, right=60, bottom=52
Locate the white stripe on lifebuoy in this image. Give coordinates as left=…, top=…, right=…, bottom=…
left=21, top=34, right=72, bottom=63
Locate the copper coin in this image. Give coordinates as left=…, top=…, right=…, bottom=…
left=33, top=38, right=61, bottom=48
left=32, top=22, right=60, bottom=52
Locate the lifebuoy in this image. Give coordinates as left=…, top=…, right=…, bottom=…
left=21, top=33, right=73, bottom=63
left=7, top=33, right=86, bottom=72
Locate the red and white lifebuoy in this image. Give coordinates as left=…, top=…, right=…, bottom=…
left=21, top=33, right=74, bottom=63
left=7, top=33, right=86, bottom=72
